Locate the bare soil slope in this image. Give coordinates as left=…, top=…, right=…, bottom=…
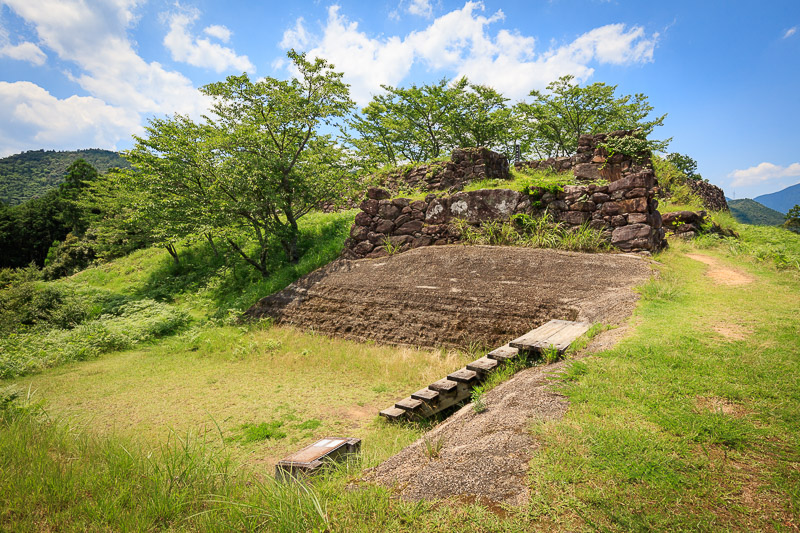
left=245, top=245, right=652, bottom=348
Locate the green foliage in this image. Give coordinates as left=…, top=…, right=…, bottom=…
left=348, top=77, right=515, bottom=165
left=0, top=298, right=189, bottom=378
left=119, top=50, right=355, bottom=278
left=728, top=198, right=786, bottom=226
left=0, top=158, right=103, bottom=271
left=652, top=154, right=704, bottom=210
left=0, top=148, right=127, bottom=206
left=238, top=421, right=287, bottom=443
left=515, top=75, right=668, bottom=158
left=666, top=152, right=702, bottom=181
left=600, top=131, right=668, bottom=163
left=455, top=211, right=609, bottom=252
left=785, top=204, right=800, bottom=232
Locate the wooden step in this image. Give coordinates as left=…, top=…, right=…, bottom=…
left=276, top=437, right=361, bottom=482
left=447, top=368, right=478, bottom=384
left=395, top=397, right=423, bottom=412
left=411, top=388, right=439, bottom=402
left=380, top=407, right=407, bottom=421
left=509, top=320, right=591, bottom=354
left=429, top=378, right=459, bottom=394
left=467, top=356, right=499, bottom=375
left=487, top=344, right=519, bottom=361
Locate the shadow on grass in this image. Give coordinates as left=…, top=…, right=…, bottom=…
left=135, top=211, right=355, bottom=316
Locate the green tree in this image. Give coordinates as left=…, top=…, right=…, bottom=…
left=446, top=83, right=513, bottom=155
left=785, top=205, right=800, bottom=232
left=666, top=153, right=702, bottom=180
left=349, top=78, right=517, bottom=166
left=120, top=50, right=355, bottom=276
left=515, top=75, right=668, bottom=158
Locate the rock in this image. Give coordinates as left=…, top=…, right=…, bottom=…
left=366, top=247, right=388, bottom=259
left=425, top=198, right=450, bottom=224
left=573, top=163, right=603, bottom=181
left=410, top=200, right=428, bottom=211
left=354, top=211, right=373, bottom=226
left=412, top=235, right=434, bottom=248
left=611, top=215, right=627, bottom=227
left=686, top=180, right=729, bottom=211
left=618, top=197, right=649, bottom=213
left=611, top=224, right=654, bottom=251
left=367, top=232, right=387, bottom=246
left=394, top=214, right=412, bottom=228
left=375, top=219, right=395, bottom=234
left=560, top=211, right=590, bottom=225
left=627, top=213, right=648, bottom=224
left=607, top=171, right=656, bottom=193
left=591, top=192, right=610, bottom=203
left=378, top=203, right=401, bottom=220
left=389, top=235, right=414, bottom=247
left=392, top=198, right=411, bottom=208
left=395, top=220, right=424, bottom=236
left=447, top=189, right=524, bottom=225
left=360, top=198, right=379, bottom=216
left=350, top=225, right=369, bottom=240
left=353, top=240, right=375, bottom=255
left=367, top=187, right=391, bottom=200
left=570, top=201, right=596, bottom=212
left=625, top=188, right=648, bottom=198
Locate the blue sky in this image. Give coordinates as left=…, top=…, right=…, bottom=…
left=0, top=0, right=798, bottom=199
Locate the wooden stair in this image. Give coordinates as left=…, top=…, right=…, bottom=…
left=379, top=319, right=592, bottom=422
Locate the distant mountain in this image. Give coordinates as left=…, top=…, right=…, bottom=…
left=0, top=149, right=129, bottom=206
left=728, top=199, right=786, bottom=226
left=754, top=183, right=800, bottom=214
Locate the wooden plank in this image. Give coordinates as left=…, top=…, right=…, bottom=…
left=530, top=322, right=592, bottom=353
left=447, top=368, right=478, bottom=384
left=411, top=388, right=439, bottom=402
left=429, top=378, right=458, bottom=393
left=380, top=407, right=407, bottom=421
left=508, top=319, right=573, bottom=351
left=395, top=397, right=423, bottom=412
left=487, top=344, right=519, bottom=361
left=466, top=356, right=499, bottom=374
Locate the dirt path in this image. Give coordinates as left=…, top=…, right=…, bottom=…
left=685, top=253, right=754, bottom=286
left=363, top=327, right=624, bottom=505
left=246, top=246, right=653, bottom=349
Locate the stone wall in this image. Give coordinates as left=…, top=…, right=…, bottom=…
left=513, top=130, right=650, bottom=183
left=686, top=179, right=729, bottom=211
left=344, top=169, right=664, bottom=259
left=379, top=147, right=509, bottom=193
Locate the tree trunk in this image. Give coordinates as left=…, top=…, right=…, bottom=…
left=205, top=233, right=220, bottom=257
left=165, top=243, right=179, bottom=264
left=226, top=238, right=268, bottom=277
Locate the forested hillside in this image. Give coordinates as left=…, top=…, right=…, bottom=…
left=0, top=149, right=128, bottom=205
left=728, top=198, right=786, bottom=226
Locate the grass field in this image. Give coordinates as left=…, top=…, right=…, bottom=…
left=2, top=216, right=800, bottom=530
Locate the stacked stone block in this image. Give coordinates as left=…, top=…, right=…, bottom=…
left=379, top=147, right=509, bottom=193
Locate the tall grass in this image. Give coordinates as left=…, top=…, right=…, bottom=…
left=0, top=210, right=355, bottom=379
left=455, top=211, right=609, bottom=252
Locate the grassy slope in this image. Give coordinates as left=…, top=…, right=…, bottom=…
left=2, top=204, right=800, bottom=530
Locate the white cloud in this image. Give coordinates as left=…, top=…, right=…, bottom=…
left=163, top=8, right=254, bottom=73
left=0, top=81, right=141, bottom=156
left=3, top=0, right=209, bottom=119
left=0, top=41, right=47, bottom=65
left=729, top=162, right=800, bottom=187
left=203, top=24, right=231, bottom=42
left=280, top=17, right=311, bottom=50
left=279, top=2, right=658, bottom=105
left=408, top=0, right=433, bottom=18
left=784, top=26, right=797, bottom=39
